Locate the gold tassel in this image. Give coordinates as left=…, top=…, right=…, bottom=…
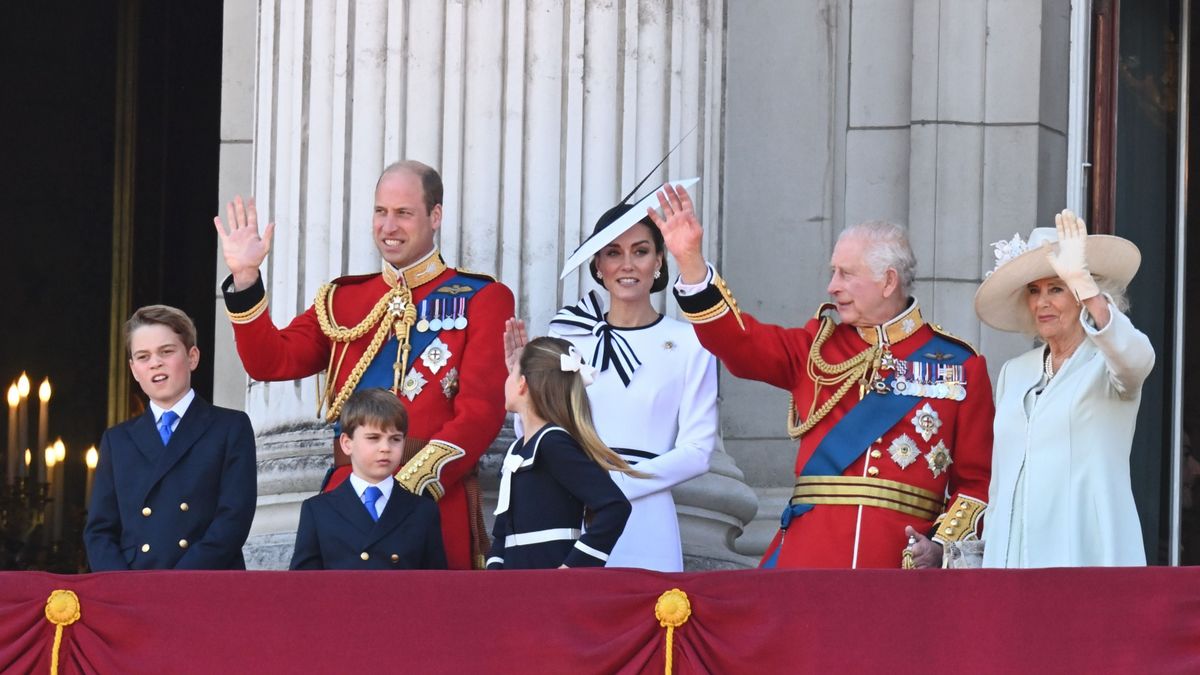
left=44, top=590, right=81, bottom=675
left=901, top=535, right=917, bottom=570
left=655, top=588, right=691, bottom=675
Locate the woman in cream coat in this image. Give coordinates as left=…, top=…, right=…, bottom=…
left=974, top=210, right=1154, bottom=567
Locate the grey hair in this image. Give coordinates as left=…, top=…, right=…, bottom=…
left=837, top=221, right=917, bottom=295
left=1094, top=276, right=1131, bottom=313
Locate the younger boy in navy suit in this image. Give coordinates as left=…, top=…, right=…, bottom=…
left=290, top=388, right=447, bottom=569
left=84, top=305, right=258, bottom=570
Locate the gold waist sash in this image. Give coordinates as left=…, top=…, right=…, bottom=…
left=790, top=476, right=944, bottom=521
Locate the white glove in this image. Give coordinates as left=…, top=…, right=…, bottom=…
left=1045, top=209, right=1100, bottom=301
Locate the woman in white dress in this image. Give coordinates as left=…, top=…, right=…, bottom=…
left=507, top=182, right=718, bottom=572
left=974, top=209, right=1154, bottom=567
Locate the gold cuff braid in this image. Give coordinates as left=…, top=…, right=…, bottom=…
left=933, top=495, right=986, bottom=543
left=396, top=440, right=466, bottom=500
left=680, top=273, right=745, bottom=329
left=226, top=294, right=269, bottom=324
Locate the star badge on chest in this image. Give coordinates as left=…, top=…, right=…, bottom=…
left=388, top=295, right=408, bottom=318
left=909, top=403, right=942, bottom=442
left=401, top=370, right=428, bottom=401
left=420, top=337, right=452, bottom=374
left=887, top=433, right=921, bottom=470
left=925, top=440, right=953, bottom=478
left=441, top=367, right=459, bottom=399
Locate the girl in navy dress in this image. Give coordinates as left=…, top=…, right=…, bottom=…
left=486, top=337, right=638, bottom=569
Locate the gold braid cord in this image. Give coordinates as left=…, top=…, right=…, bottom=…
left=315, top=282, right=415, bottom=422
left=786, top=317, right=882, bottom=440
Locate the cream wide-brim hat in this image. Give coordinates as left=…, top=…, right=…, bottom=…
left=973, top=227, right=1141, bottom=334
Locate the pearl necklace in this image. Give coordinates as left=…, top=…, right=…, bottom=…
left=1043, top=348, right=1056, bottom=380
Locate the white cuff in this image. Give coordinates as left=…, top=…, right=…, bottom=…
left=673, top=263, right=715, bottom=296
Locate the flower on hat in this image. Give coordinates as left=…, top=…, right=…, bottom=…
left=986, top=233, right=1029, bottom=278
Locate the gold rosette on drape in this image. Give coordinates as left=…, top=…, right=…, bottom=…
left=654, top=588, right=692, bottom=675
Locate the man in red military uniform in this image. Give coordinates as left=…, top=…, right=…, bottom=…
left=214, top=160, right=513, bottom=570
left=653, top=184, right=993, bottom=568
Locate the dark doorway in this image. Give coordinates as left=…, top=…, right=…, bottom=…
left=0, top=0, right=224, bottom=570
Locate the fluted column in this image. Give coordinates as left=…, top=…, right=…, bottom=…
left=220, top=0, right=755, bottom=569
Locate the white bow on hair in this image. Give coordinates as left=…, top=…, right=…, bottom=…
left=559, top=346, right=598, bottom=386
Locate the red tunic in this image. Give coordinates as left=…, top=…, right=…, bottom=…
left=676, top=273, right=993, bottom=568
left=223, top=251, right=514, bottom=570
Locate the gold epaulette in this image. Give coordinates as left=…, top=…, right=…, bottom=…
left=396, top=440, right=467, bottom=500
left=930, top=324, right=980, bottom=356
left=455, top=268, right=497, bottom=283
left=932, top=495, right=986, bottom=544
left=226, top=294, right=269, bottom=324
left=680, top=273, right=745, bottom=330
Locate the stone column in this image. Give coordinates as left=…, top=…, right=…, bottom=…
left=216, top=0, right=757, bottom=569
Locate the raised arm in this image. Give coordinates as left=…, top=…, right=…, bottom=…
left=213, top=195, right=276, bottom=292
left=652, top=183, right=707, bottom=284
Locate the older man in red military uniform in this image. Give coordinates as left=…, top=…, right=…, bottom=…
left=214, top=160, right=513, bottom=570
left=652, top=184, right=993, bottom=569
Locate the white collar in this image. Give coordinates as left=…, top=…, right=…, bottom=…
left=149, top=388, right=195, bottom=423
left=348, top=472, right=395, bottom=500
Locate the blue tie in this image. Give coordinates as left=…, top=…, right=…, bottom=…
left=158, top=410, right=179, bottom=446
left=362, top=486, right=382, bottom=522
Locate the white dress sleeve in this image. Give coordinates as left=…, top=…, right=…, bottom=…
left=609, top=340, right=718, bottom=500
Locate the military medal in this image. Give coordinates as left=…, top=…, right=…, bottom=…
left=910, top=403, right=942, bottom=442
left=401, top=370, right=428, bottom=401
left=420, top=337, right=452, bottom=374
left=416, top=300, right=430, bottom=333
left=429, top=299, right=444, bottom=331
left=925, top=440, right=953, bottom=478
left=887, top=433, right=921, bottom=469
left=453, top=297, right=468, bottom=330
left=440, top=367, right=460, bottom=398
left=388, top=294, right=407, bottom=318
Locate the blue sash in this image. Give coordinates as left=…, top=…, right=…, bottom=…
left=357, top=273, right=491, bottom=392
left=761, top=332, right=969, bottom=568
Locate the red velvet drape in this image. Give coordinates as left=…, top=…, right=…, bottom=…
left=2, top=568, right=1198, bottom=674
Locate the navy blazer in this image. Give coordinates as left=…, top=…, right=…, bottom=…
left=84, top=396, right=258, bottom=571
left=486, top=425, right=631, bottom=570
left=290, top=477, right=447, bottom=570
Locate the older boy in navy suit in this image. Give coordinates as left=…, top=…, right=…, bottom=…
left=84, top=305, right=258, bottom=570
left=290, top=389, right=446, bottom=569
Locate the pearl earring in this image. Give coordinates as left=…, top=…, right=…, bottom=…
left=595, top=271, right=603, bottom=281
left=654, top=270, right=661, bottom=279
